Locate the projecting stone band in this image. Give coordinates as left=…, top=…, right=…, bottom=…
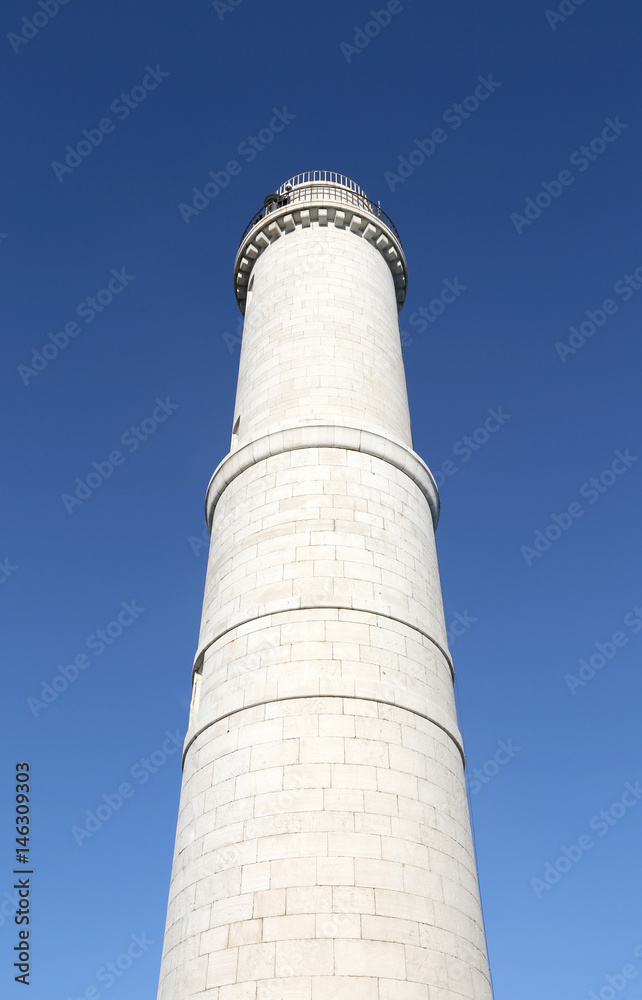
left=205, top=424, right=441, bottom=531
left=192, top=606, right=455, bottom=682
left=182, top=694, right=466, bottom=769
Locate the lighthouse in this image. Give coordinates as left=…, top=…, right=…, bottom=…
left=157, top=171, right=493, bottom=999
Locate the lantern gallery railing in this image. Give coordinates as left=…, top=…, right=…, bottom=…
left=239, top=172, right=401, bottom=245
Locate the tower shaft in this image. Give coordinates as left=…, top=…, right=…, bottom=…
left=157, top=172, right=492, bottom=1000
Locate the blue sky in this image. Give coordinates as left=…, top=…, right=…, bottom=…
left=1, top=1, right=641, bottom=998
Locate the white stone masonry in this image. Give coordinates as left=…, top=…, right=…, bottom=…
left=156, top=176, right=493, bottom=1000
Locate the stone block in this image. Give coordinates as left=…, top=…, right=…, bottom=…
left=274, top=938, right=334, bottom=978
left=253, top=889, right=286, bottom=918
left=316, top=856, right=355, bottom=886
left=205, top=949, right=238, bottom=988
left=335, top=938, right=405, bottom=978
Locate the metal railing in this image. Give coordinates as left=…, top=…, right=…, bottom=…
left=277, top=171, right=367, bottom=196
left=238, top=172, right=401, bottom=246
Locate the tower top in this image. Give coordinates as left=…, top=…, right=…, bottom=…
left=233, top=170, right=407, bottom=313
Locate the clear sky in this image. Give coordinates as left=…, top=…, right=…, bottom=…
left=1, top=1, right=641, bottom=998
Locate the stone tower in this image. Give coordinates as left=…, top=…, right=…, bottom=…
left=157, top=171, right=493, bottom=999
